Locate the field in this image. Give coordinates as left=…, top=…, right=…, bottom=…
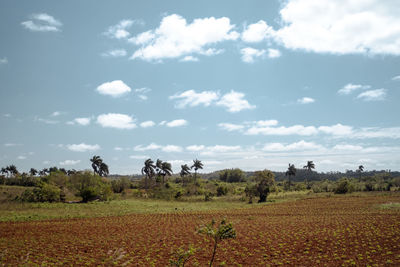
left=0, top=193, right=399, bottom=266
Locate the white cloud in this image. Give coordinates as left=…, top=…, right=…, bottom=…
left=134, top=143, right=161, bottom=151
left=59, top=160, right=81, bottom=166
left=97, top=113, right=136, bottom=129
left=35, top=117, right=59, bottom=124
left=181, top=56, right=199, bottom=62
left=267, top=48, right=281, bottom=58
left=51, top=111, right=61, bottom=117
left=186, top=145, right=205, bottom=152
left=338, top=83, right=371, bottom=95
left=170, top=90, right=219, bottom=108
left=218, top=123, right=244, bottom=132
left=263, top=141, right=323, bottom=152
left=0, top=58, right=8, bottom=64
left=130, top=14, right=239, bottom=61
left=203, top=145, right=241, bottom=153
left=96, top=80, right=131, bottom=97
left=66, top=143, right=100, bottom=152
left=114, top=147, right=124, bottom=151
left=349, top=127, right=400, bottom=139
left=357, top=89, right=387, bottom=101
left=240, top=47, right=266, bottom=63
left=17, top=155, right=26, bottom=160
left=21, top=13, right=62, bottom=32
left=135, top=87, right=151, bottom=100
left=166, top=119, right=188, bottom=127
left=129, top=155, right=149, bottom=160
left=253, top=120, right=279, bottom=127
left=140, top=121, right=155, bottom=128
left=333, top=144, right=363, bottom=151
left=271, top=0, right=400, bottom=55
left=242, top=20, right=274, bottom=43
left=162, top=145, right=183, bottom=153
left=392, top=75, right=400, bottom=81
left=104, top=20, right=134, bottom=39
left=4, top=143, right=22, bottom=147
left=246, top=125, right=318, bottom=136
left=102, top=49, right=127, bottom=57
left=297, top=97, right=315, bottom=104
left=318, top=124, right=353, bottom=136
left=216, top=91, right=255, bottom=113
left=74, top=117, right=91, bottom=126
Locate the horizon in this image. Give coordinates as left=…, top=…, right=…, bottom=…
left=1, top=0, right=400, bottom=174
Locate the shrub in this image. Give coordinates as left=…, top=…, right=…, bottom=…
left=219, top=168, right=245, bottom=183
left=69, top=171, right=112, bottom=202
left=21, top=184, right=61, bottom=202
left=334, top=178, right=354, bottom=194
left=216, top=186, right=228, bottom=196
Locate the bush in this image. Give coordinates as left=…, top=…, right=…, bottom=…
left=334, top=178, right=354, bottom=194
left=69, top=171, right=113, bottom=202
left=21, top=184, right=61, bottom=202
left=216, top=186, right=228, bottom=196
left=219, top=168, right=245, bottom=183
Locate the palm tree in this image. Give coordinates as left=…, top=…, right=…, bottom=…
left=160, top=161, right=173, bottom=184
left=155, top=159, right=163, bottom=181
left=90, top=155, right=102, bottom=176
left=7, top=165, right=18, bottom=177
left=99, top=162, right=109, bottom=177
left=303, top=161, right=315, bottom=188
left=285, top=164, right=296, bottom=191
left=1, top=167, right=8, bottom=177
left=191, top=159, right=203, bottom=180
left=29, top=168, right=38, bottom=176
left=180, top=164, right=191, bottom=185
left=141, top=159, right=156, bottom=189
left=39, top=168, right=49, bottom=176
left=357, top=165, right=364, bottom=181
left=303, top=161, right=315, bottom=171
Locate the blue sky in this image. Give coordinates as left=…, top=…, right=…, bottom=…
left=1, top=0, right=400, bottom=174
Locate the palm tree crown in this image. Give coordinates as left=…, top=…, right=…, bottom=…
left=142, top=159, right=156, bottom=189
left=285, top=164, right=296, bottom=190
left=303, top=161, right=315, bottom=171
left=191, top=159, right=203, bottom=180
left=180, top=164, right=191, bottom=177
left=90, top=155, right=102, bottom=175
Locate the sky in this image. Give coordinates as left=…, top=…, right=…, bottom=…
left=0, top=0, right=400, bottom=174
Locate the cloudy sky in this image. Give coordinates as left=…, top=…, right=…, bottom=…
left=1, top=0, right=400, bottom=174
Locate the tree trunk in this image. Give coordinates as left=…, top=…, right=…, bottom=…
left=209, top=240, right=218, bottom=267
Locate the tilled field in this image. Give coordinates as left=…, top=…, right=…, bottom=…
left=1, top=195, right=400, bottom=266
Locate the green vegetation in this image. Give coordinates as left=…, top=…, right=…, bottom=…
left=197, top=218, right=236, bottom=267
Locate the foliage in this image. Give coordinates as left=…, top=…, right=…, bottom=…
left=254, top=170, right=275, bottom=203
left=216, top=185, right=228, bottom=196
left=197, top=218, right=236, bottom=267
left=21, top=184, right=61, bottom=202
left=69, top=171, right=112, bottom=202
left=111, top=178, right=131, bottom=193
left=219, top=168, right=245, bottom=183
left=334, top=178, right=354, bottom=194
left=169, top=245, right=196, bottom=267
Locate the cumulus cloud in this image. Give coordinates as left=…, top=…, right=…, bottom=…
left=297, top=97, right=315, bottom=104
left=170, top=90, right=219, bottom=108
left=140, top=120, right=155, bottom=128
left=59, top=160, right=81, bottom=166
left=186, top=145, right=205, bottom=152
left=181, top=56, right=199, bottom=62
left=318, top=124, right=353, bottom=136
left=97, top=113, right=136, bottom=129
left=333, top=144, right=363, bottom=151
left=240, top=47, right=266, bottom=63
left=21, top=13, right=62, bottom=32
left=96, top=80, right=131, bottom=97
left=274, top=0, right=400, bottom=55
left=0, top=58, right=8, bottom=64
left=357, top=89, right=387, bottom=101
left=263, top=141, right=323, bottom=152
left=166, top=119, right=188, bottom=127
left=392, top=75, right=400, bottom=81
left=246, top=125, right=318, bottom=136
left=242, top=20, right=274, bottom=43
left=67, top=143, right=100, bottom=152
left=133, top=143, right=182, bottom=153
left=267, top=48, right=281, bottom=58
left=130, top=14, right=239, bottom=61
left=216, top=91, right=255, bottom=112
left=338, top=83, right=371, bottom=95
left=104, top=20, right=135, bottom=39
left=218, top=123, right=244, bottom=132
left=74, top=117, right=91, bottom=126
left=101, top=49, right=127, bottom=57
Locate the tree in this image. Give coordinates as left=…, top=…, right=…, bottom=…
left=191, top=159, right=203, bottom=180
left=141, top=159, right=156, bottom=189
left=285, top=164, right=296, bottom=191
left=219, top=168, right=245, bottom=183
left=99, top=162, right=109, bottom=177
left=1, top=167, right=8, bottom=177
left=90, top=155, right=102, bottom=176
left=303, top=161, right=315, bottom=172
left=6, top=165, right=18, bottom=177
left=160, top=161, right=172, bottom=184
left=357, top=165, right=364, bottom=181
left=180, top=164, right=191, bottom=178
left=29, top=168, right=38, bottom=176
left=303, top=161, right=315, bottom=188
left=254, top=170, right=275, bottom=203
left=197, top=218, right=236, bottom=267
left=156, top=159, right=163, bottom=176
left=39, top=168, right=49, bottom=176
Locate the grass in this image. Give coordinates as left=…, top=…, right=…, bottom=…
left=379, top=202, right=400, bottom=209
